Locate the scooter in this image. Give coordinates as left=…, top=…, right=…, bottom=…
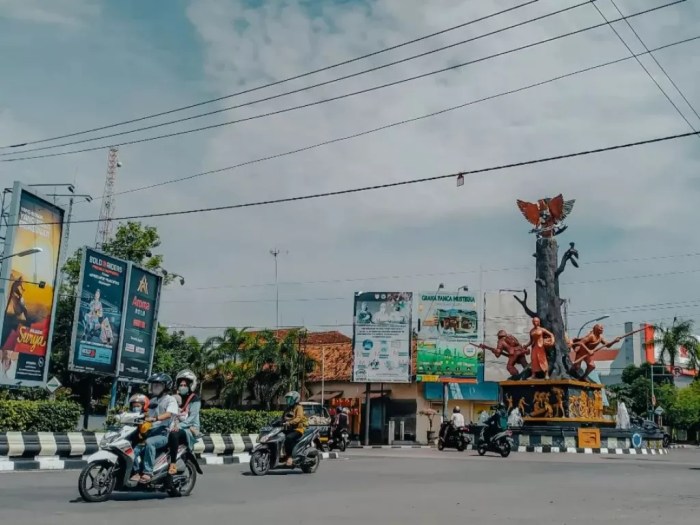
left=78, top=413, right=202, bottom=503
left=249, top=419, right=321, bottom=475
left=328, top=428, right=349, bottom=452
left=476, top=426, right=514, bottom=458
left=437, top=421, right=471, bottom=451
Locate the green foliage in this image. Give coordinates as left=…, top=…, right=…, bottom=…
left=152, top=325, right=201, bottom=378
left=667, top=382, right=700, bottom=430
left=650, top=319, right=699, bottom=382
left=200, top=409, right=283, bottom=434
left=0, top=400, right=81, bottom=431
left=0, top=386, right=73, bottom=401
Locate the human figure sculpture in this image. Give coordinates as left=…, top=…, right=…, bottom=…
left=474, top=330, right=530, bottom=380
left=517, top=397, right=529, bottom=416
left=527, top=317, right=555, bottom=379
left=570, top=324, right=621, bottom=381
left=552, top=387, right=565, bottom=418
left=505, top=393, right=514, bottom=413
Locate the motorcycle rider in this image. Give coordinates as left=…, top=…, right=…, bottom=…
left=446, top=406, right=465, bottom=442
left=332, top=407, right=349, bottom=445
left=168, top=369, right=201, bottom=475
left=482, top=403, right=507, bottom=445
left=282, top=391, right=307, bottom=467
left=132, top=373, right=178, bottom=484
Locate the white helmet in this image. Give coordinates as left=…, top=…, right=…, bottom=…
left=175, top=369, right=198, bottom=392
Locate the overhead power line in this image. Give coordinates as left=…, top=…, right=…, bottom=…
left=591, top=0, right=698, bottom=136
left=0, top=1, right=587, bottom=157
left=1, top=1, right=683, bottom=163
left=0, top=0, right=540, bottom=150
left=6, top=128, right=698, bottom=228
left=83, top=33, right=700, bottom=205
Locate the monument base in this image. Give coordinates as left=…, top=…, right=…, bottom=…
left=500, top=378, right=613, bottom=426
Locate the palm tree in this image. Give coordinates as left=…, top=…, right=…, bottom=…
left=200, top=327, right=250, bottom=401
left=651, top=319, right=699, bottom=384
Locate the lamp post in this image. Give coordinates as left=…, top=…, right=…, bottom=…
left=0, top=247, right=42, bottom=262
left=576, top=314, right=610, bottom=338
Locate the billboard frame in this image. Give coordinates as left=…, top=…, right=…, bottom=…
left=114, top=262, right=163, bottom=384
left=0, top=182, right=66, bottom=388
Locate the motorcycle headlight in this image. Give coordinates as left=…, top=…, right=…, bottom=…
left=259, top=434, right=270, bottom=444
left=100, top=431, right=120, bottom=447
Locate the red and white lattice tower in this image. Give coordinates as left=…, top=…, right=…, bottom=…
left=95, top=147, right=119, bottom=249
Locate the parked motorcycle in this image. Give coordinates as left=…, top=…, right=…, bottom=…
left=328, top=428, right=349, bottom=452
left=78, top=413, right=202, bottom=503
left=476, top=427, right=514, bottom=458
left=437, top=421, right=471, bottom=451
left=249, top=419, right=321, bottom=475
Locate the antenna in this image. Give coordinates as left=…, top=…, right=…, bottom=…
left=95, top=147, right=120, bottom=249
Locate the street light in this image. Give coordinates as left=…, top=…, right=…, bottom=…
left=161, top=270, right=185, bottom=285
left=0, top=247, right=42, bottom=262
left=577, top=314, right=610, bottom=338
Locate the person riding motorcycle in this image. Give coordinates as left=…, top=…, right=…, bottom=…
left=168, top=369, right=201, bottom=475
left=131, top=373, right=177, bottom=484
left=482, top=403, right=507, bottom=444
left=332, top=407, right=349, bottom=444
left=282, top=391, right=307, bottom=467
left=125, top=393, right=150, bottom=473
left=445, top=406, right=465, bottom=441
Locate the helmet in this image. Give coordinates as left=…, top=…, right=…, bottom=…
left=175, top=369, right=198, bottom=392
left=453, top=406, right=461, bottom=413
left=147, top=372, right=172, bottom=394
left=129, top=393, right=149, bottom=412
left=138, top=421, right=152, bottom=437
left=284, top=391, right=300, bottom=405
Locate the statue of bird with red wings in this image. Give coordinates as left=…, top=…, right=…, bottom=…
left=516, top=194, right=575, bottom=238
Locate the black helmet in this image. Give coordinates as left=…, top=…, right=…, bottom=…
left=147, top=372, right=172, bottom=391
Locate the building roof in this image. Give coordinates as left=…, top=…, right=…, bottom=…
left=248, top=329, right=351, bottom=345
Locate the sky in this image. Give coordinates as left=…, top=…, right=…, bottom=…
left=1, top=0, right=699, bottom=344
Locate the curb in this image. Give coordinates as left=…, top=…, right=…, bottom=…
left=0, top=451, right=341, bottom=472
left=347, top=444, right=669, bottom=455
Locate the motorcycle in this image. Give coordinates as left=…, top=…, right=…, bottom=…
left=437, top=421, right=471, bottom=451
left=476, top=426, right=514, bottom=458
left=78, top=413, right=202, bottom=503
left=249, top=419, right=321, bottom=475
left=328, top=428, right=349, bottom=452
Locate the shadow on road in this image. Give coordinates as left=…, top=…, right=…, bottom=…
left=241, top=470, right=305, bottom=477
left=70, top=493, right=169, bottom=504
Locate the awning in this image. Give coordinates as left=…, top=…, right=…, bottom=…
left=369, top=390, right=391, bottom=399
left=307, top=391, right=343, bottom=402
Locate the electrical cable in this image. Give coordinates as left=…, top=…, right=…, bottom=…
left=1, top=1, right=683, bottom=163
left=0, top=0, right=540, bottom=150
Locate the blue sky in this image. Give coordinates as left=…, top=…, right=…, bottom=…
left=1, top=0, right=700, bottom=340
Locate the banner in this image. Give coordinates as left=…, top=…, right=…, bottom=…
left=69, top=248, right=127, bottom=375
left=483, top=291, right=532, bottom=382
left=415, top=292, right=480, bottom=383
left=117, top=265, right=162, bottom=382
left=0, top=183, right=64, bottom=387
left=352, top=291, right=412, bottom=383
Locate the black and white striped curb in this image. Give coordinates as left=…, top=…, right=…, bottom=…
left=515, top=446, right=668, bottom=454
left=0, top=431, right=340, bottom=472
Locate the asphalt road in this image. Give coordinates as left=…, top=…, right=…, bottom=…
left=1, top=449, right=699, bottom=524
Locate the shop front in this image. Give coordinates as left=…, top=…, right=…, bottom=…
left=423, top=379, right=499, bottom=424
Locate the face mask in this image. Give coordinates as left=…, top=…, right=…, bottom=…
left=151, top=384, right=164, bottom=396
left=178, top=386, right=189, bottom=396
left=130, top=406, right=142, bottom=413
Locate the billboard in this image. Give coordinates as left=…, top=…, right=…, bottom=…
left=117, top=265, right=162, bottom=382
left=69, top=248, right=127, bottom=375
left=416, top=292, right=480, bottom=383
left=352, top=291, right=412, bottom=383
left=0, top=183, right=64, bottom=387
left=483, top=291, right=532, bottom=382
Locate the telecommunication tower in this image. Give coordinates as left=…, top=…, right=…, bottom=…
left=95, top=147, right=120, bottom=249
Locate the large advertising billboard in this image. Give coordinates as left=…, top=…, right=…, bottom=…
left=415, top=291, right=480, bottom=383
left=483, top=291, right=532, bottom=382
left=352, top=291, right=412, bottom=383
left=0, top=183, right=64, bottom=387
left=117, top=265, right=162, bottom=382
left=69, top=247, right=128, bottom=375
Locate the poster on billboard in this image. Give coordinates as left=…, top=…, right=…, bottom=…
left=352, top=291, right=412, bottom=383
left=117, top=265, right=162, bottom=382
left=415, top=292, right=481, bottom=383
left=69, top=247, right=128, bottom=376
left=0, top=183, right=64, bottom=387
left=483, top=291, right=532, bottom=382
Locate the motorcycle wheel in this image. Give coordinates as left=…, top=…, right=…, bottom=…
left=499, top=441, right=511, bottom=458
left=338, top=439, right=347, bottom=452
left=301, top=454, right=320, bottom=474
left=249, top=450, right=271, bottom=476
left=168, top=459, right=197, bottom=497
left=663, top=435, right=670, bottom=448
left=457, top=440, right=467, bottom=452
left=477, top=445, right=487, bottom=456
left=78, top=461, right=116, bottom=503
left=437, top=440, right=445, bottom=451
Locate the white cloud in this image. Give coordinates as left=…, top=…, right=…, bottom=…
left=0, top=0, right=99, bottom=27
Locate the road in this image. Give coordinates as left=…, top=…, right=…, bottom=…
left=1, top=449, right=698, bottom=524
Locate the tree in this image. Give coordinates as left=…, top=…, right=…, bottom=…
left=650, top=319, right=699, bottom=384
left=199, top=328, right=250, bottom=401
left=668, top=382, right=700, bottom=431
left=152, top=326, right=201, bottom=379
left=609, top=363, right=676, bottom=419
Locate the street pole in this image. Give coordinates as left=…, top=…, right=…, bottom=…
left=321, top=346, right=325, bottom=405
left=364, top=383, right=370, bottom=446
left=269, top=248, right=287, bottom=332
left=442, top=383, right=449, bottom=421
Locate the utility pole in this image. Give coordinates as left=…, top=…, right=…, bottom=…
left=95, top=148, right=121, bottom=249
left=269, top=248, right=288, bottom=331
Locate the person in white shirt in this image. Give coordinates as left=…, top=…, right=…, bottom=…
left=451, top=406, right=465, bottom=428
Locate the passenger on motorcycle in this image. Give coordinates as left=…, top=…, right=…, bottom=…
left=168, top=369, right=201, bottom=475
left=282, top=391, right=307, bottom=467
left=131, top=373, right=178, bottom=484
